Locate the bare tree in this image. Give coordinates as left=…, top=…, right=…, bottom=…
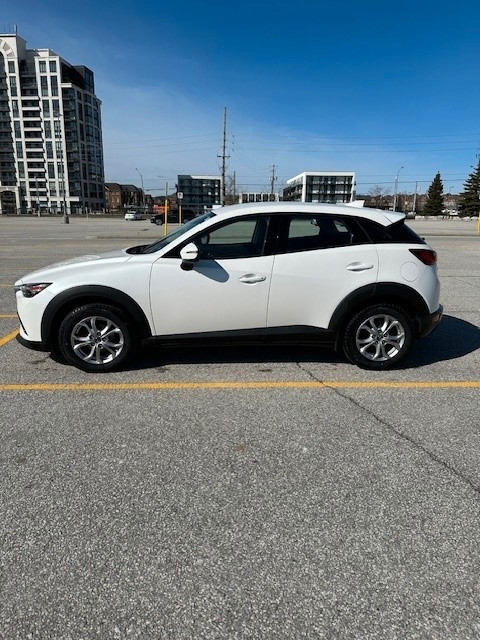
left=366, top=185, right=389, bottom=209
left=224, top=175, right=238, bottom=205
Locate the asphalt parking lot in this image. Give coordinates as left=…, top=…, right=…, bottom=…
left=1, top=215, right=479, bottom=639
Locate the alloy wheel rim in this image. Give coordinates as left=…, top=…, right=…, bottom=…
left=70, top=315, right=124, bottom=365
left=355, top=314, right=405, bottom=361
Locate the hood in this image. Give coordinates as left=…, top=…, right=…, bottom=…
left=15, top=248, right=131, bottom=285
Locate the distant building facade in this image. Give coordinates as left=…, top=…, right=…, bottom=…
left=177, top=174, right=221, bottom=216
left=283, top=171, right=355, bottom=204
left=0, top=29, right=105, bottom=214
left=105, top=183, right=151, bottom=212
left=238, top=192, right=280, bottom=204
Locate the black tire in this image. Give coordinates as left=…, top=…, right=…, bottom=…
left=343, top=304, right=414, bottom=370
left=58, top=304, right=136, bottom=372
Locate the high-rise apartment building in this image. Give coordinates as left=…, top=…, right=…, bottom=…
left=283, top=171, right=355, bottom=204
left=0, top=29, right=105, bottom=214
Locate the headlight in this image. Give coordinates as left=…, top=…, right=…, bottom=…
left=14, top=283, right=52, bottom=298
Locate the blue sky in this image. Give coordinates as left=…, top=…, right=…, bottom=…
left=4, top=0, right=480, bottom=195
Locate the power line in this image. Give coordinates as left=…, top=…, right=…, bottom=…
left=231, top=131, right=480, bottom=140
left=104, top=133, right=218, bottom=146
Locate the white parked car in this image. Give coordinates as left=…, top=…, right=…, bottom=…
left=15, top=202, right=442, bottom=372
left=124, top=210, right=143, bottom=221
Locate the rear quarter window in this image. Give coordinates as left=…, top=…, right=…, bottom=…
left=359, top=219, right=426, bottom=244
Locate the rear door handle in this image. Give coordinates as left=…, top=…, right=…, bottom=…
left=346, top=262, right=374, bottom=272
left=239, top=274, right=267, bottom=284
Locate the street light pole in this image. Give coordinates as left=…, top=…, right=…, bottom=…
left=34, top=175, right=40, bottom=217
left=56, top=113, right=69, bottom=224
left=135, top=168, right=145, bottom=212
left=393, top=166, right=404, bottom=212
left=164, top=181, right=168, bottom=236
left=412, top=181, right=419, bottom=215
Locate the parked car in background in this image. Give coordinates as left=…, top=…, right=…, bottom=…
left=150, top=214, right=163, bottom=225
left=124, top=210, right=143, bottom=221
left=15, top=202, right=442, bottom=372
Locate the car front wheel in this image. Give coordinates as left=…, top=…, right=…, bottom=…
left=343, top=304, right=414, bottom=370
left=58, top=304, right=135, bottom=372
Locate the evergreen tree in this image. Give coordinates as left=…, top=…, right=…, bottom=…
left=458, top=161, right=480, bottom=218
left=422, top=172, right=444, bottom=216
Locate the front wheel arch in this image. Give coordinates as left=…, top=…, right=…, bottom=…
left=42, top=285, right=152, bottom=348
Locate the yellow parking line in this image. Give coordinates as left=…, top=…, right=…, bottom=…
left=0, top=329, right=18, bottom=348
left=0, top=381, right=479, bottom=391
left=0, top=314, right=17, bottom=318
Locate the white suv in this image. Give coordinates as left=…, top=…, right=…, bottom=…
left=15, top=203, right=442, bottom=372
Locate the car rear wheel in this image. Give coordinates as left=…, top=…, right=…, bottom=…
left=58, top=304, right=135, bottom=372
left=343, top=304, right=414, bottom=370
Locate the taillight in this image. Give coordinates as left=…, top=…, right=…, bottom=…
left=409, top=248, right=437, bottom=265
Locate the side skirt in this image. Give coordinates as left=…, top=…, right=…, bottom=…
left=144, top=326, right=337, bottom=348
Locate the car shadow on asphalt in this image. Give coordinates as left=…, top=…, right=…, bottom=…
left=134, top=342, right=344, bottom=369
left=134, top=314, right=479, bottom=371
left=404, top=314, right=480, bottom=368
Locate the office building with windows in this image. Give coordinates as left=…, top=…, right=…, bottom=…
left=0, top=29, right=104, bottom=214
left=283, top=171, right=355, bottom=204
left=177, top=175, right=221, bottom=217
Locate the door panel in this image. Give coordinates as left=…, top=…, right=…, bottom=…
left=267, top=245, right=379, bottom=331
left=150, top=256, right=274, bottom=336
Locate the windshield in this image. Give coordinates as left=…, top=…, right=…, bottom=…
left=138, top=211, right=217, bottom=254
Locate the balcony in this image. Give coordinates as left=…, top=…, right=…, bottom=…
left=20, top=80, right=37, bottom=89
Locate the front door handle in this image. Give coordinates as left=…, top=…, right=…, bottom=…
left=239, top=274, right=267, bottom=284
left=346, top=262, right=374, bottom=272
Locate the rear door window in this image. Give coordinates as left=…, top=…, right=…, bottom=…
left=277, top=214, right=367, bottom=254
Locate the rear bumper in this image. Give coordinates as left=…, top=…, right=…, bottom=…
left=418, top=305, right=443, bottom=339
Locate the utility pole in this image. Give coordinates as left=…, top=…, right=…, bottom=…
left=218, top=107, right=230, bottom=205
left=270, top=164, right=277, bottom=197
left=233, top=171, right=236, bottom=203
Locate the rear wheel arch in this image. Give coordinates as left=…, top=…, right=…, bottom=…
left=42, top=285, right=152, bottom=348
left=329, top=283, right=429, bottom=340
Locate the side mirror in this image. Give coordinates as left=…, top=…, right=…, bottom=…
left=180, top=242, right=199, bottom=270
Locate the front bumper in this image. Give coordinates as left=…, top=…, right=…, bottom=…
left=418, top=305, right=443, bottom=339
left=16, top=332, right=50, bottom=352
